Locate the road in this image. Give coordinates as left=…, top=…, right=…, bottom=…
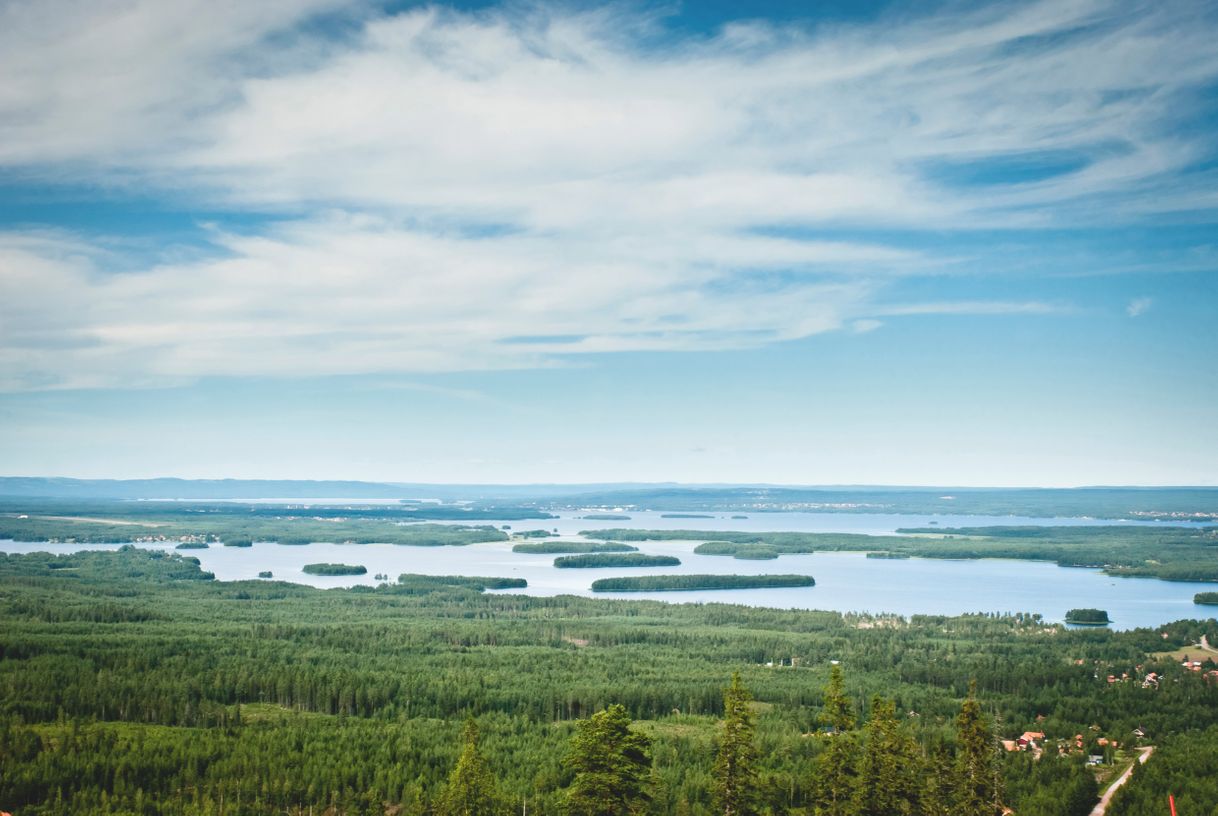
left=1088, top=746, right=1154, bottom=816
left=1200, top=634, right=1217, bottom=654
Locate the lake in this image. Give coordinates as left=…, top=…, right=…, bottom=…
left=4, top=511, right=1215, bottom=630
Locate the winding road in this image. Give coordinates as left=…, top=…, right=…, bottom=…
left=1088, top=747, right=1154, bottom=816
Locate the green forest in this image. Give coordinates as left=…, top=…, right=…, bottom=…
left=302, top=563, right=369, bottom=576
left=0, top=502, right=508, bottom=548
left=554, top=554, right=682, bottom=569
left=512, top=542, right=638, bottom=554
left=590, top=574, right=817, bottom=592
left=591, top=526, right=1218, bottom=581
left=1, top=547, right=1216, bottom=814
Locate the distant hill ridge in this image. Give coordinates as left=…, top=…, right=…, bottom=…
left=0, top=478, right=1215, bottom=519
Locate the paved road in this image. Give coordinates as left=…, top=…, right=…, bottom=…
left=1089, top=747, right=1154, bottom=816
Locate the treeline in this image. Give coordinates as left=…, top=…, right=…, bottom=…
left=302, top=563, right=367, bottom=576
left=696, top=541, right=779, bottom=560
left=396, top=574, right=528, bottom=591
left=554, top=554, right=681, bottom=569
left=1195, top=592, right=1218, bottom=605
left=0, top=511, right=507, bottom=548
left=591, top=574, right=816, bottom=592
left=512, top=541, right=637, bottom=554
left=1, top=549, right=1217, bottom=814
left=545, top=485, right=1218, bottom=519
left=591, top=525, right=1218, bottom=581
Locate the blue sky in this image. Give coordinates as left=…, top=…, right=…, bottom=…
left=1, top=0, right=1216, bottom=485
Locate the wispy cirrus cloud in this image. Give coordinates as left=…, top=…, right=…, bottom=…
left=1, top=0, right=1216, bottom=390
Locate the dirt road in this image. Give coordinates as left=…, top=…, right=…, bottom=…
left=1088, top=746, right=1154, bottom=816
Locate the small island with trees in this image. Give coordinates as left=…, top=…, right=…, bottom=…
left=1194, top=592, right=1218, bottom=605
left=396, top=574, right=527, bottom=591
left=693, top=541, right=778, bottom=559
left=512, top=541, right=637, bottom=554
left=591, top=574, right=815, bottom=592
left=1064, top=608, right=1111, bottom=625
left=554, top=553, right=681, bottom=569
left=302, top=563, right=368, bottom=576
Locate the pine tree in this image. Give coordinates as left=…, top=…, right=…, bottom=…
left=954, top=681, right=1002, bottom=816
left=436, top=718, right=503, bottom=816
left=564, top=704, right=653, bottom=816
left=713, top=673, right=761, bottom=816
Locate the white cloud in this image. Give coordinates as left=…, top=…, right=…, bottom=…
left=0, top=0, right=1215, bottom=389
left=0, top=219, right=895, bottom=389
left=1127, top=296, right=1153, bottom=317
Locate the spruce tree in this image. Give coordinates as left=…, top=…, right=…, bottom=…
left=920, top=748, right=955, bottom=816
left=953, top=681, right=1002, bottom=816
left=564, top=704, right=653, bottom=816
left=813, top=664, right=859, bottom=816
left=436, top=718, right=503, bottom=816
left=853, top=697, right=922, bottom=816
left=713, top=673, right=761, bottom=816
left=821, top=664, right=854, bottom=734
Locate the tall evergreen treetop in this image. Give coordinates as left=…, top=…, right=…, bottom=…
left=437, top=718, right=504, bottom=816
left=820, top=664, right=855, bottom=733
left=564, top=704, right=653, bottom=816
left=713, top=673, right=761, bottom=816
left=954, top=681, right=1003, bottom=816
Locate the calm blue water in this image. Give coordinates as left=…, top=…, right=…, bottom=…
left=4, top=511, right=1215, bottom=630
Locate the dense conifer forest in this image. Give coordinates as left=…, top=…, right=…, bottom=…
left=1, top=548, right=1216, bottom=814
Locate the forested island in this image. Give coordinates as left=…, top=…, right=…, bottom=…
left=1064, top=608, right=1111, bottom=625
left=0, top=548, right=1216, bottom=815
left=512, top=541, right=637, bottom=554
left=301, top=562, right=368, bottom=576
left=695, top=541, right=779, bottom=559
left=553, top=553, right=681, bottom=569
left=1194, top=592, right=1218, bottom=605
left=0, top=500, right=509, bottom=548
left=396, top=573, right=527, bottom=591
left=591, top=525, right=1218, bottom=580
left=590, top=573, right=816, bottom=592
